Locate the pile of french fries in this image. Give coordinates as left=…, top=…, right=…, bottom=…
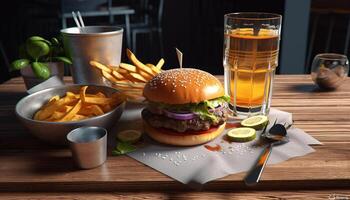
left=33, top=86, right=124, bottom=122
left=90, top=49, right=164, bottom=100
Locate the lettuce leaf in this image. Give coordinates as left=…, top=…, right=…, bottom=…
left=112, top=141, right=137, bottom=156
left=191, top=103, right=218, bottom=122
left=204, top=95, right=230, bottom=109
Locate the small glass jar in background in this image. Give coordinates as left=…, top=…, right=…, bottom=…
left=311, top=53, right=349, bottom=90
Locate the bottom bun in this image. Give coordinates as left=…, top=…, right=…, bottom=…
left=143, top=121, right=226, bottom=146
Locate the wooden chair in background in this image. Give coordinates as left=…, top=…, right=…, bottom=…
left=131, top=0, right=164, bottom=57
left=0, top=41, right=11, bottom=83
left=306, top=0, right=350, bottom=74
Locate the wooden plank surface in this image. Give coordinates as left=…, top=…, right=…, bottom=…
left=0, top=75, right=349, bottom=194
left=1, top=190, right=349, bottom=200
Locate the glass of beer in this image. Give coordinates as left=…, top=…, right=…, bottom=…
left=223, top=12, right=282, bottom=118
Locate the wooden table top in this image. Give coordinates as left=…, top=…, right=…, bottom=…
left=0, top=75, right=349, bottom=199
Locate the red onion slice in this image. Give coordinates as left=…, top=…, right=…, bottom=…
left=163, top=110, right=196, bottom=120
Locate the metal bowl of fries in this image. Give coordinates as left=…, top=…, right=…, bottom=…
left=15, top=85, right=125, bottom=145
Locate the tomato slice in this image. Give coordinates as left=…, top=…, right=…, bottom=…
left=157, top=126, right=220, bottom=136
left=225, top=122, right=241, bottom=129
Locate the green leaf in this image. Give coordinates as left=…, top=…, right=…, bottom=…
left=51, top=37, right=60, bottom=46
left=203, top=95, right=230, bottom=109
left=11, top=59, right=30, bottom=71
left=32, top=62, right=50, bottom=79
left=26, top=40, right=50, bottom=60
left=222, top=95, right=231, bottom=102
left=28, top=36, right=51, bottom=45
left=52, top=56, right=72, bottom=65
left=112, top=150, right=123, bottom=156
left=191, top=103, right=218, bottom=122
left=112, top=141, right=137, bottom=156
left=117, top=141, right=137, bottom=153
left=28, top=36, right=45, bottom=41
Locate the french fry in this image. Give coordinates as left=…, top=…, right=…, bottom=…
left=115, top=79, right=134, bottom=84
left=120, top=63, right=137, bottom=72
left=66, top=92, right=107, bottom=99
left=33, top=110, right=42, bottom=120
left=107, top=65, right=118, bottom=71
left=151, top=66, right=161, bottom=74
left=49, top=95, right=60, bottom=102
left=138, top=69, right=153, bottom=81
left=90, top=105, right=105, bottom=115
left=156, top=58, right=165, bottom=69
left=95, top=92, right=106, bottom=98
left=78, top=106, right=92, bottom=116
left=116, top=68, right=140, bottom=83
left=112, top=70, right=124, bottom=80
left=114, top=88, right=142, bottom=95
left=116, top=68, right=129, bottom=74
left=130, top=72, right=147, bottom=82
left=113, top=84, right=136, bottom=91
left=66, top=92, right=77, bottom=98
left=90, top=61, right=112, bottom=73
left=57, top=105, right=73, bottom=113
left=33, top=86, right=125, bottom=122
left=78, top=105, right=103, bottom=116
left=79, top=86, right=88, bottom=103
left=37, top=98, right=78, bottom=120
left=83, top=97, right=116, bottom=105
left=146, top=63, right=155, bottom=68
left=47, top=111, right=65, bottom=121
left=126, top=49, right=155, bottom=76
left=71, top=114, right=88, bottom=121
left=40, top=96, right=59, bottom=110
left=102, top=70, right=118, bottom=83
left=59, top=100, right=82, bottom=122
left=102, top=104, right=112, bottom=113
left=145, top=63, right=160, bottom=74
left=113, top=83, right=145, bottom=90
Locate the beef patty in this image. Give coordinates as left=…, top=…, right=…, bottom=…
left=141, top=106, right=228, bottom=133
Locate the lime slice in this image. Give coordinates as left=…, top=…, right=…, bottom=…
left=241, top=115, right=268, bottom=130
left=227, top=127, right=256, bottom=142
left=117, top=130, right=142, bottom=143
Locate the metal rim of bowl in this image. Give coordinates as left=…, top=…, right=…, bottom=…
left=67, top=126, right=107, bottom=144
left=15, top=84, right=125, bottom=125
left=60, top=26, right=124, bottom=36
left=314, top=53, right=348, bottom=61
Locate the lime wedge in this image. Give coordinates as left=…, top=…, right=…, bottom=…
left=117, top=130, right=142, bottom=143
left=227, top=127, right=256, bottom=142
left=241, top=115, right=268, bottom=130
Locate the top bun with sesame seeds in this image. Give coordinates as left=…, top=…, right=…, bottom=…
left=143, top=68, right=225, bottom=104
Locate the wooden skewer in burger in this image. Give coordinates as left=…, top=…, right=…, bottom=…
left=142, top=65, right=229, bottom=146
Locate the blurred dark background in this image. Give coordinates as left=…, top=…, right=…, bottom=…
left=0, top=0, right=349, bottom=83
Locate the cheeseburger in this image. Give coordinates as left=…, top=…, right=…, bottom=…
left=142, top=68, right=229, bottom=146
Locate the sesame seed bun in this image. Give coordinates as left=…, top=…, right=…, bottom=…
left=143, top=68, right=225, bottom=104
left=144, top=121, right=226, bottom=146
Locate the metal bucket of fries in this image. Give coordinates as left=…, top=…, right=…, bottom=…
left=90, top=49, right=165, bottom=101
left=61, top=26, right=123, bottom=85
